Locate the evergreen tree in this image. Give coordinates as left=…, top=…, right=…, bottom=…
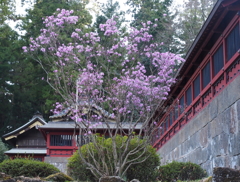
left=0, top=0, right=92, bottom=136
left=92, top=0, right=127, bottom=80
left=127, top=0, right=177, bottom=52
left=126, top=0, right=182, bottom=75
left=17, top=0, right=92, bottom=120
left=20, top=0, right=92, bottom=40
left=174, top=0, right=217, bottom=55
left=95, top=0, right=125, bottom=34
left=0, top=25, right=20, bottom=135
left=0, top=139, right=8, bottom=162
left=0, top=0, right=15, bottom=25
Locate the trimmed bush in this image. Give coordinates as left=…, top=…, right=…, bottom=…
left=0, top=158, right=60, bottom=177
left=45, top=172, right=73, bottom=182
left=125, top=138, right=160, bottom=182
left=158, top=161, right=207, bottom=182
left=68, top=135, right=160, bottom=182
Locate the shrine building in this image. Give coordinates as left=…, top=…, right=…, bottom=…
left=153, top=0, right=240, bottom=175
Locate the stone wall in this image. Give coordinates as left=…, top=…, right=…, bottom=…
left=157, top=75, right=240, bottom=175
left=44, top=157, right=69, bottom=174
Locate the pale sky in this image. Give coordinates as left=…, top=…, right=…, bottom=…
left=10, top=0, right=183, bottom=33
left=14, top=0, right=183, bottom=16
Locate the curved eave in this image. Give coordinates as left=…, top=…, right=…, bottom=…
left=2, top=117, right=47, bottom=141
left=49, top=102, right=115, bottom=121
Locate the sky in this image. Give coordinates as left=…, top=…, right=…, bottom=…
left=14, top=0, right=183, bottom=17
left=10, top=0, right=183, bottom=33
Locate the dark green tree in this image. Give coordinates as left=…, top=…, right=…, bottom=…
left=0, top=25, right=20, bottom=135
left=0, top=139, right=8, bottom=162
left=0, top=0, right=15, bottom=25
left=94, top=0, right=125, bottom=35
left=0, top=25, right=56, bottom=135
left=91, top=0, right=128, bottom=83
left=0, top=0, right=92, bottom=136
left=127, top=0, right=177, bottom=52
left=20, top=0, right=92, bottom=40
left=126, top=0, right=182, bottom=75
left=16, top=0, right=92, bottom=119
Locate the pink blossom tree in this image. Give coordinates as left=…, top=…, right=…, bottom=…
left=23, top=9, right=184, bottom=180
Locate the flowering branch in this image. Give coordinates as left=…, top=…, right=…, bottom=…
left=24, top=8, right=184, bottom=179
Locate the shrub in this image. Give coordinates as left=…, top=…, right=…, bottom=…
left=0, top=158, right=60, bottom=177
left=45, top=172, right=73, bottom=182
left=0, top=139, right=8, bottom=162
left=68, top=135, right=160, bottom=182
left=125, top=137, right=160, bottom=182
left=68, top=151, right=97, bottom=182
left=158, top=161, right=207, bottom=182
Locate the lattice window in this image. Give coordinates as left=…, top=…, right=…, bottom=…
left=202, top=62, right=211, bottom=88
left=165, top=117, right=169, bottom=131
left=50, top=135, right=72, bottom=146
left=186, top=86, right=192, bottom=106
left=227, top=23, right=240, bottom=61
left=194, top=74, right=200, bottom=98
left=213, top=45, right=224, bottom=76
left=169, top=111, right=173, bottom=126
left=179, top=96, right=184, bottom=114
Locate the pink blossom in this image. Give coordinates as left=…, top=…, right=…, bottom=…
left=24, top=9, right=185, bottom=136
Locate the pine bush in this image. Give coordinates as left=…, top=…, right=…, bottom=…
left=158, top=161, right=207, bottom=182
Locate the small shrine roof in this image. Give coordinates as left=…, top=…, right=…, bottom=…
left=2, top=114, right=47, bottom=141
left=49, top=101, right=115, bottom=121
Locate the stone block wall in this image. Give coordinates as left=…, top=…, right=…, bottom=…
left=157, top=75, right=240, bottom=175
left=44, top=156, right=69, bottom=174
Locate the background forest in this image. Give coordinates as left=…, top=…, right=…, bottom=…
left=0, top=0, right=217, bottom=137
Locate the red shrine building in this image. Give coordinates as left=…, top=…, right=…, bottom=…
left=152, top=0, right=240, bottom=149
left=2, top=0, right=240, bottom=175
left=153, top=0, right=240, bottom=175
left=2, top=107, right=140, bottom=173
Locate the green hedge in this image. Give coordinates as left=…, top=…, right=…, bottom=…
left=68, top=135, right=160, bottom=182
left=0, top=158, right=60, bottom=177
left=158, top=161, right=207, bottom=182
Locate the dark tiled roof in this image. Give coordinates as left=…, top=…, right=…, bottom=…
left=50, top=101, right=115, bottom=120
left=2, top=116, right=47, bottom=139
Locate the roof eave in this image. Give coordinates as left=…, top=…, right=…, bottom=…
left=2, top=117, right=47, bottom=140
left=176, top=0, right=224, bottom=77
